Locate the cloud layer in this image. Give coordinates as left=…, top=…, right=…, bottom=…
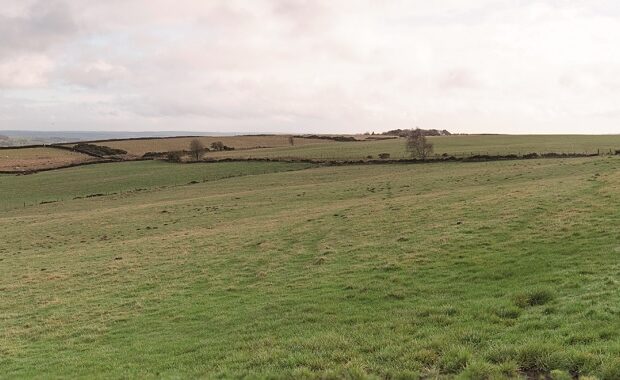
left=2, top=0, right=620, bottom=133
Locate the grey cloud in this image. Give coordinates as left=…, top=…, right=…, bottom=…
left=0, top=0, right=76, bottom=54
left=2, top=0, right=620, bottom=133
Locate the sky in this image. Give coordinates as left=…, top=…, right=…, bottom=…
left=1, top=0, right=620, bottom=134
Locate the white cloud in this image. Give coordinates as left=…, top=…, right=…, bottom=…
left=0, top=54, right=54, bottom=87
left=1, top=0, right=620, bottom=133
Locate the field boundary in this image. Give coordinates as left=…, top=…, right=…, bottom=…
left=192, top=151, right=606, bottom=165
left=2, top=148, right=616, bottom=175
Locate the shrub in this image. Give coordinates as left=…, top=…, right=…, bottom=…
left=211, top=141, right=234, bottom=151
left=73, top=143, right=127, bottom=157
left=166, top=151, right=184, bottom=163
left=378, top=153, right=390, bottom=159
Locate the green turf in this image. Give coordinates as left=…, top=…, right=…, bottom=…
left=207, top=134, right=620, bottom=160
left=1, top=157, right=620, bottom=378
left=0, top=160, right=314, bottom=211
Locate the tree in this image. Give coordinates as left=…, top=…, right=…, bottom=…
left=406, top=129, right=434, bottom=159
left=288, top=136, right=294, bottom=146
left=189, top=139, right=205, bottom=160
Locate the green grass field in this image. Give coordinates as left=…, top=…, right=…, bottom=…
left=1, top=155, right=620, bottom=378
left=205, top=135, right=620, bottom=161
left=0, top=161, right=313, bottom=211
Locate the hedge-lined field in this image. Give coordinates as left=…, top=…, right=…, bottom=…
left=69, top=135, right=336, bottom=157
left=203, top=134, right=620, bottom=160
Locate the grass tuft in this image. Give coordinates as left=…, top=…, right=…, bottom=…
left=514, top=289, right=554, bottom=308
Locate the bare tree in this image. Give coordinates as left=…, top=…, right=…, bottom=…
left=189, top=139, right=205, bottom=160
left=406, top=129, right=434, bottom=159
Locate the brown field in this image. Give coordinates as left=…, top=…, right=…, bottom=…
left=77, top=135, right=337, bottom=156
left=0, top=147, right=99, bottom=172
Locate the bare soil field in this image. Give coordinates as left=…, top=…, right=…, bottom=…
left=0, top=147, right=99, bottom=172
left=71, top=135, right=337, bottom=157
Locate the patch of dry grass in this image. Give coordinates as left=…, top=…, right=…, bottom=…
left=0, top=147, right=99, bottom=172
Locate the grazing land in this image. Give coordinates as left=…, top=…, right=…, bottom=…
left=204, top=134, right=620, bottom=161
left=1, top=155, right=620, bottom=378
left=72, top=135, right=336, bottom=157
left=0, top=160, right=312, bottom=211
left=0, top=147, right=99, bottom=172
left=4, top=135, right=619, bottom=172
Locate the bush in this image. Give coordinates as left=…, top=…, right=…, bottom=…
left=73, top=143, right=127, bottom=157
left=211, top=141, right=234, bottom=151
left=142, top=151, right=166, bottom=159
left=378, top=153, right=390, bottom=159
left=166, top=151, right=184, bottom=163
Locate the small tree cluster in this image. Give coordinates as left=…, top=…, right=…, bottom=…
left=383, top=128, right=450, bottom=137
left=210, top=141, right=234, bottom=151
left=406, top=129, right=434, bottom=159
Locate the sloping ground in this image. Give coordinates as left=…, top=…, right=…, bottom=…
left=0, top=147, right=100, bottom=172
left=0, top=160, right=313, bottom=210
left=1, top=157, right=619, bottom=378
left=65, top=135, right=338, bottom=157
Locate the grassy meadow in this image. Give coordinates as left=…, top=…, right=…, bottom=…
left=0, top=160, right=312, bottom=211
left=204, top=135, right=620, bottom=161
left=1, top=154, right=620, bottom=378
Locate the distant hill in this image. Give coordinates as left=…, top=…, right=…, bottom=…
left=0, top=131, right=246, bottom=147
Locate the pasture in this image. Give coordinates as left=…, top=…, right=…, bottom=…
left=0, top=147, right=98, bottom=172
left=0, top=160, right=312, bottom=211
left=1, top=155, right=620, bottom=378
left=204, top=134, right=620, bottom=161
left=73, top=135, right=335, bottom=157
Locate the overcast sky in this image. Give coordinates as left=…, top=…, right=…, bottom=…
left=1, top=0, right=620, bottom=134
